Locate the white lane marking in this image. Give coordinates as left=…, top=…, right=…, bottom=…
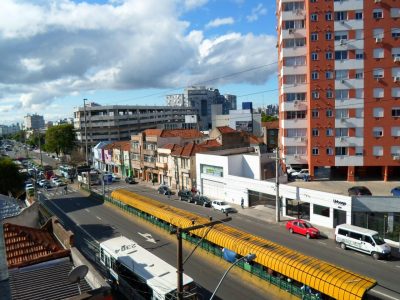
left=96, top=216, right=102, bottom=220
left=317, top=241, right=326, bottom=245
left=396, top=265, right=400, bottom=268
left=138, top=232, right=157, bottom=244
left=371, top=289, right=400, bottom=300
left=85, top=209, right=90, bottom=213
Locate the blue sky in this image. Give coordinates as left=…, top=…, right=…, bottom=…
left=0, top=0, right=278, bottom=125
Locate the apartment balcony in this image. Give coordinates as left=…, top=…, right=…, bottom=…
left=334, top=0, right=363, bottom=11
left=335, top=136, right=364, bottom=147
left=281, top=100, right=307, bottom=112
left=335, top=118, right=364, bottom=128
left=281, top=28, right=306, bottom=40
left=334, top=79, right=364, bottom=90
left=334, top=59, right=363, bottom=70
left=143, top=149, right=156, bottom=156
left=280, top=47, right=307, bottom=60
left=132, top=161, right=141, bottom=169
left=335, top=98, right=364, bottom=109
left=281, top=118, right=307, bottom=128
left=283, top=154, right=308, bottom=165
left=282, top=136, right=308, bottom=147
left=156, top=162, right=168, bottom=169
left=131, top=148, right=140, bottom=154
left=281, top=83, right=307, bottom=93
left=145, top=136, right=158, bottom=143
left=334, top=39, right=364, bottom=51
left=281, top=65, right=307, bottom=76
left=281, top=10, right=305, bottom=21
left=143, top=161, right=156, bottom=168
left=334, top=19, right=363, bottom=31
left=335, top=155, right=363, bottom=166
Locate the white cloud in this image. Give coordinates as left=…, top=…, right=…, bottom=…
left=247, top=3, right=267, bottom=22
left=0, top=0, right=276, bottom=122
left=205, top=17, right=234, bottom=29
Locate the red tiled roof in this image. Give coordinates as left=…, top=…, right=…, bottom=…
left=216, top=126, right=237, bottom=134
left=199, top=139, right=221, bottom=148
left=160, top=129, right=204, bottom=139
left=172, top=142, right=209, bottom=157
left=262, top=121, right=279, bottom=129
left=159, top=143, right=183, bottom=152
left=3, top=223, right=70, bottom=269
left=248, top=134, right=262, bottom=145
left=144, top=129, right=163, bottom=136
left=103, top=141, right=131, bottom=151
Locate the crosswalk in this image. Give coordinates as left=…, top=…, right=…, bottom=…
left=38, top=185, right=79, bottom=197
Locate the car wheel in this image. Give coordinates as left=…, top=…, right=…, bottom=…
left=372, top=252, right=380, bottom=260
left=222, top=209, right=225, bottom=213
left=289, top=228, right=293, bottom=234
left=340, top=242, right=346, bottom=250
left=306, top=233, right=311, bottom=239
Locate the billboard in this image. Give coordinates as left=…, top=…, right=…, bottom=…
left=185, top=115, right=198, bottom=123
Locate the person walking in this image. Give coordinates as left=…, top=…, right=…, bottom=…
left=241, top=197, right=244, bottom=209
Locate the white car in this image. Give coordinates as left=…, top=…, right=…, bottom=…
left=25, top=183, right=34, bottom=190
left=212, top=200, right=234, bottom=213
left=52, top=178, right=65, bottom=186
left=286, top=165, right=301, bottom=175
left=291, top=169, right=309, bottom=179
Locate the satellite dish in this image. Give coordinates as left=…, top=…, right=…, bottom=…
left=68, top=265, right=89, bottom=295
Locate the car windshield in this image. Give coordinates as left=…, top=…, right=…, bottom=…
left=303, top=222, right=313, bottom=228
left=220, top=202, right=228, bottom=205
left=372, top=234, right=385, bottom=245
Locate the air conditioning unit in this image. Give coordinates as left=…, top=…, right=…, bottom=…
left=340, top=39, right=346, bottom=45
left=394, top=57, right=400, bottom=63
left=340, top=118, right=346, bottom=122
left=294, top=154, right=300, bottom=159
left=394, top=76, right=400, bottom=82
left=340, top=20, right=345, bottom=24
left=293, top=100, right=299, bottom=106
left=295, top=9, right=302, bottom=15
left=375, top=37, right=383, bottom=43
left=339, top=137, right=345, bottom=142
left=340, top=79, right=345, bottom=84
left=300, top=137, right=307, bottom=142
left=288, top=29, right=295, bottom=34
left=393, top=155, right=400, bottom=160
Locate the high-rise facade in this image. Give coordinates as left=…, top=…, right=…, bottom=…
left=277, top=0, right=400, bottom=181
left=24, top=114, right=45, bottom=130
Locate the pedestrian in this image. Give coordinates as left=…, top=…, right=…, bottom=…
left=241, top=197, right=244, bottom=209
left=64, top=185, right=68, bottom=195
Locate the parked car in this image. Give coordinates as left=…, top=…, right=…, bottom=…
left=158, top=185, right=174, bottom=195
left=25, top=183, right=34, bottom=190
left=38, top=179, right=49, bottom=187
left=178, top=189, right=193, bottom=201
left=292, top=169, right=309, bottom=179
left=348, top=186, right=372, bottom=196
left=111, top=174, right=121, bottom=182
left=286, top=165, right=301, bottom=175
left=285, top=219, right=320, bottom=239
left=212, top=200, right=234, bottom=213
left=125, top=177, right=138, bottom=184
left=192, top=195, right=212, bottom=207
left=52, top=178, right=65, bottom=187
left=390, top=186, right=400, bottom=197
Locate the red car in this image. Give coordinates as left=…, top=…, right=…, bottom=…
left=285, top=219, right=320, bottom=239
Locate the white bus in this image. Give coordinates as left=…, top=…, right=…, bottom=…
left=99, top=236, right=197, bottom=300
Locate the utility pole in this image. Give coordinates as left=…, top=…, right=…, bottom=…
left=275, top=147, right=280, bottom=223
left=38, top=130, right=43, bottom=168
left=83, top=98, right=88, bottom=166
left=173, top=217, right=232, bottom=300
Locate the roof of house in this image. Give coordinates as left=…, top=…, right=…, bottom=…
left=3, top=223, right=70, bottom=269
left=159, top=143, right=183, bottom=151
left=161, top=129, right=205, bottom=139
left=0, top=194, right=21, bottom=220
left=8, top=257, right=92, bottom=300
left=103, top=140, right=131, bottom=151
left=143, top=129, right=164, bottom=136
left=248, top=134, right=263, bottom=145
left=171, top=142, right=209, bottom=157
left=216, top=126, right=238, bottom=134
left=262, top=121, right=279, bottom=130
left=198, top=139, right=221, bottom=148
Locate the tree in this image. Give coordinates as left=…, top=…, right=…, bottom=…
left=261, top=112, right=278, bottom=122
left=45, top=124, right=76, bottom=156
left=27, top=132, right=45, bottom=148
left=0, top=157, right=24, bottom=197
left=9, top=130, right=26, bottom=143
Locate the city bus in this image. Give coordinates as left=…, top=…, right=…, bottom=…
left=99, top=236, right=197, bottom=300
left=59, top=165, right=76, bottom=179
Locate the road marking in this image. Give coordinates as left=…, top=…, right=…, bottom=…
left=96, top=216, right=102, bottom=220
left=371, top=289, right=400, bottom=300
left=85, top=209, right=90, bottom=213
left=317, top=241, right=326, bottom=245
left=396, top=265, right=400, bottom=268
left=138, top=232, right=157, bottom=244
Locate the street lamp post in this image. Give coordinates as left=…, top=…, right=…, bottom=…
left=209, top=253, right=256, bottom=300
left=83, top=98, right=88, bottom=166
left=275, top=147, right=280, bottom=222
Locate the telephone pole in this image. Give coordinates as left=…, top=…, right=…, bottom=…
left=275, top=147, right=280, bottom=223
left=172, top=217, right=231, bottom=300
left=83, top=98, right=88, bottom=166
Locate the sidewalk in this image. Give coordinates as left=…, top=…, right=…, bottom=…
left=137, top=180, right=337, bottom=240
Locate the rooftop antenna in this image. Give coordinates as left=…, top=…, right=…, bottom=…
left=68, top=265, right=89, bottom=295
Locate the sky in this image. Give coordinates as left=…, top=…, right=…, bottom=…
left=0, top=0, right=278, bottom=125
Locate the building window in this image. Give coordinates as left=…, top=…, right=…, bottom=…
left=336, top=128, right=349, bottom=137
left=335, top=147, right=347, bottom=156
left=312, top=148, right=319, bottom=155
left=373, top=146, right=383, bottom=156
left=336, top=109, right=349, bottom=118
left=335, top=11, right=347, bottom=21
left=373, top=9, right=383, bottom=19
left=326, top=52, right=333, bottom=60
left=373, top=68, right=384, bottom=79
left=336, top=70, right=349, bottom=79
left=391, top=8, right=400, bottom=18
left=326, top=148, right=333, bottom=155
left=373, top=127, right=384, bottom=137
left=285, top=93, right=306, bottom=102
left=326, top=90, right=333, bottom=99
left=392, top=88, right=400, bottom=98
left=326, top=32, right=332, bottom=40
left=311, top=32, right=318, bottom=41
left=373, top=88, right=384, bottom=98
left=325, top=71, right=333, bottom=79
left=335, top=31, right=348, bottom=41
left=311, top=52, right=318, bottom=60
left=312, top=71, right=319, bottom=80
left=373, top=28, right=384, bottom=39
left=326, top=128, right=333, bottom=136
left=314, top=204, right=330, bottom=217
left=373, top=107, right=384, bottom=118
left=355, top=70, right=364, bottom=79
left=312, top=128, right=319, bottom=136
left=392, top=107, right=400, bottom=117
left=312, top=110, right=319, bottom=118
left=335, top=50, right=347, bottom=60
left=355, top=147, right=363, bottom=156
left=392, top=28, right=400, bottom=39
left=326, top=109, right=333, bottom=117
left=355, top=11, right=363, bottom=20
left=325, top=12, right=332, bottom=21
left=392, top=127, right=400, bottom=137
left=312, top=91, right=319, bottom=99
left=311, top=13, right=318, bottom=21
left=355, top=50, right=364, bottom=60
left=373, top=48, right=384, bottom=59
left=336, top=90, right=349, bottom=100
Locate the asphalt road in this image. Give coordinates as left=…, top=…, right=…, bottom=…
left=39, top=187, right=293, bottom=300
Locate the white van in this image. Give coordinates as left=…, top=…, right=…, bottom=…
left=335, top=224, right=391, bottom=260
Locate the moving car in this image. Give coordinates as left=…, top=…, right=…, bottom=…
left=212, top=200, right=234, bottom=213
left=178, top=189, right=192, bottom=201
left=51, top=178, right=65, bottom=187
left=38, top=179, right=49, bottom=187
left=192, top=195, right=212, bottom=207
left=335, top=224, right=391, bottom=260
left=157, top=185, right=174, bottom=195
left=291, top=169, right=309, bottom=179
left=125, top=177, right=138, bottom=184
left=348, top=186, right=372, bottom=196
left=285, top=219, right=320, bottom=239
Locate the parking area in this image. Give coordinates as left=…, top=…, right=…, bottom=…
left=287, top=179, right=400, bottom=196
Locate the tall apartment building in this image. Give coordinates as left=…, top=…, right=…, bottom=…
left=74, top=103, right=199, bottom=151
left=277, top=0, right=400, bottom=181
left=24, top=114, right=45, bottom=130
left=166, top=86, right=237, bottom=130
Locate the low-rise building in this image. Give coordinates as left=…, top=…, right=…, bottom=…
left=261, top=121, right=279, bottom=152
